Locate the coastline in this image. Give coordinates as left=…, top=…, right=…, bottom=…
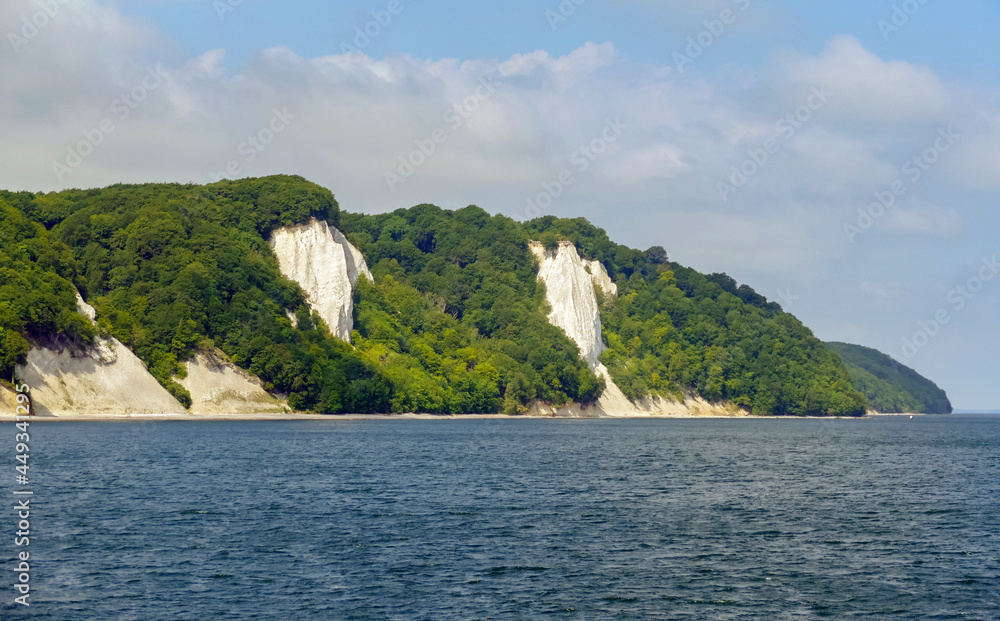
left=0, top=412, right=884, bottom=422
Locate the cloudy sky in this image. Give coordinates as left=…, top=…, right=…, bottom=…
left=2, top=0, right=998, bottom=409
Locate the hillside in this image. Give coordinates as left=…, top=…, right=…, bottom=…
left=0, top=175, right=884, bottom=416
left=0, top=198, right=96, bottom=379
left=827, top=342, right=952, bottom=414
left=524, top=217, right=866, bottom=416
left=3, top=177, right=388, bottom=412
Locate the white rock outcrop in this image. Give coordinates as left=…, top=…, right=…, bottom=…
left=530, top=240, right=630, bottom=414
left=76, top=291, right=96, bottom=322
left=16, top=293, right=187, bottom=416
left=530, top=240, right=745, bottom=418
left=270, top=219, right=373, bottom=342
left=18, top=340, right=188, bottom=416
left=0, top=384, right=20, bottom=413
left=178, top=349, right=287, bottom=415
left=529, top=241, right=615, bottom=365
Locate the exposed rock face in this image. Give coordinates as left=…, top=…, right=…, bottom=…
left=529, top=241, right=615, bottom=365
left=18, top=340, right=188, bottom=416
left=76, top=291, right=96, bottom=322
left=0, top=384, right=19, bottom=413
left=14, top=293, right=187, bottom=416
left=530, top=240, right=628, bottom=414
left=270, top=219, right=373, bottom=342
left=530, top=240, right=746, bottom=417
left=178, top=349, right=287, bottom=415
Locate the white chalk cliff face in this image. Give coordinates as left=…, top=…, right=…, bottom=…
left=178, top=349, right=287, bottom=415
left=270, top=219, right=373, bottom=342
left=16, top=293, right=187, bottom=416
left=529, top=241, right=616, bottom=365
left=529, top=241, right=633, bottom=415
left=0, top=383, right=20, bottom=412
left=530, top=241, right=745, bottom=417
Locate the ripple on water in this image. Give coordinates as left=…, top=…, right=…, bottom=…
left=3, top=417, right=999, bottom=620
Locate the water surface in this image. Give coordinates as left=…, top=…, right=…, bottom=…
left=4, top=416, right=998, bottom=619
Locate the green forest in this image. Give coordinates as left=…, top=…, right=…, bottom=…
left=2, top=177, right=390, bottom=412
left=827, top=342, right=952, bottom=413
left=0, top=175, right=947, bottom=416
left=343, top=205, right=603, bottom=414
left=0, top=200, right=96, bottom=379
left=523, top=217, right=867, bottom=416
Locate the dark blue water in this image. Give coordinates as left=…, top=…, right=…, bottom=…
left=3, top=416, right=999, bottom=619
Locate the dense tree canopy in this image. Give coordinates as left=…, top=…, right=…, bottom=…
left=1, top=176, right=947, bottom=417
left=343, top=204, right=603, bottom=413
left=4, top=178, right=602, bottom=414
left=525, top=216, right=868, bottom=416
left=0, top=198, right=96, bottom=380
left=4, top=177, right=386, bottom=411
left=827, top=342, right=952, bottom=414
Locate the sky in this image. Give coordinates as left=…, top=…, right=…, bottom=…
left=1, top=0, right=998, bottom=409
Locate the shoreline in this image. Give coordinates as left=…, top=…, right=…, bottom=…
left=0, top=412, right=914, bottom=423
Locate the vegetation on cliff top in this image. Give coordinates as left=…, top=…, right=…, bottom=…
left=0, top=198, right=96, bottom=380
left=3, top=177, right=387, bottom=411
left=524, top=217, right=868, bottom=416
left=0, top=175, right=947, bottom=416
left=342, top=205, right=604, bottom=414
left=3, top=178, right=601, bottom=413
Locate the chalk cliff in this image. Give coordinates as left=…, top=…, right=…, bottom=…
left=0, top=384, right=19, bottom=413
left=178, top=349, right=287, bottom=415
left=14, top=294, right=187, bottom=416
left=529, top=241, right=615, bottom=365
left=270, top=219, right=373, bottom=342
left=530, top=241, right=745, bottom=417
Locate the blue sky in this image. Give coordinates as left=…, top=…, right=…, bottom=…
left=2, top=0, right=998, bottom=408
left=118, top=0, right=1000, bottom=80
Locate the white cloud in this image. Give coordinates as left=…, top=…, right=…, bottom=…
left=883, top=203, right=963, bottom=238
left=775, top=35, right=950, bottom=124
left=947, top=96, right=1000, bottom=190
left=624, top=208, right=830, bottom=275
left=0, top=0, right=991, bottom=280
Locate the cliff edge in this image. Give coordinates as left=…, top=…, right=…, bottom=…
left=530, top=240, right=746, bottom=417
left=270, top=219, right=373, bottom=342
left=178, top=349, right=288, bottom=415
left=14, top=294, right=187, bottom=416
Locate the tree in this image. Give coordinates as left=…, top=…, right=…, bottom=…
left=644, top=245, right=668, bottom=265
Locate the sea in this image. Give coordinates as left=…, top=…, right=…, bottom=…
left=3, top=415, right=999, bottom=620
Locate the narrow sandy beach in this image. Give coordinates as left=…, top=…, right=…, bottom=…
left=0, top=412, right=884, bottom=422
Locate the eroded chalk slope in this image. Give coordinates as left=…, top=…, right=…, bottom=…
left=270, top=219, right=373, bottom=342
left=530, top=241, right=745, bottom=417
